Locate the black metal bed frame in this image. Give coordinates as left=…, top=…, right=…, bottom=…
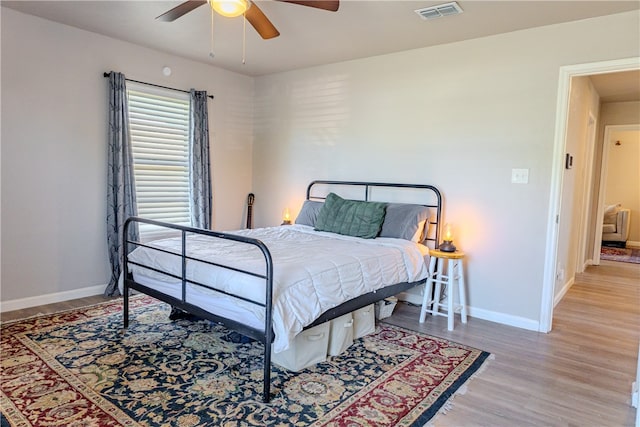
left=122, top=180, right=442, bottom=403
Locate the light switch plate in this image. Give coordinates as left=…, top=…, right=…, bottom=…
left=511, top=168, right=529, bottom=184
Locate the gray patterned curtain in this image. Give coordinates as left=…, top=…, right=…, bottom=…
left=105, top=72, right=138, bottom=296
left=189, top=89, right=212, bottom=229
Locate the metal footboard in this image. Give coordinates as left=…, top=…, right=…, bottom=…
left=122, top=217, right=275, bottom=402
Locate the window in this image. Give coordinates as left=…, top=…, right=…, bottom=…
left=127, top=83, right=190, bottom=239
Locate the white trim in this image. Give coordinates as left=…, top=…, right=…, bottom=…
left=467, top=306, right=539, bottom=332
left=397, top=289, right=424, bottom=306
left=398, top=291, right=540, bottom=331
left=554, top=277, right=575, bottom=308
left=541, top=56, right=640, bottom=333
left=635, top=343, right=640, bottom=427
left=627, top=240, right=640, bottom=248
left=0, top=284, right=106, bottom=313
left=540, top=66, right=571, bottom=333
left=576, top=113, right=597, bottom=273
left=594, top=126, right=613, bottom=264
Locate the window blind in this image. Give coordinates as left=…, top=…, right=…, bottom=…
left=127, top=84, right=190, bottom=239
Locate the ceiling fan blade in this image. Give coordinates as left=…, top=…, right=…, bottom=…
left=156, top=0, right=207, bottom=22
left=245, top=2, right=280, bottom=39
left=278, top=0, right=339, bottom=12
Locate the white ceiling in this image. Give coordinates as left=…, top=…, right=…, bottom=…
left=3, top=0, right=639, bottom=76
left=2, top=0, right=639, bottom=99
left=590, top=70, right=640, bottom=102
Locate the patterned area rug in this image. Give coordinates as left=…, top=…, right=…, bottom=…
left=1, top=295, right=490, bottom=426
left=600, top=246, right=640, bottom=264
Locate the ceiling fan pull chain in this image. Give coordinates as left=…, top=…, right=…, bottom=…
left=242, top=11, right=247, bottom=65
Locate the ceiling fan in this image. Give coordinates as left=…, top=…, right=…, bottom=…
left=156, top=0, right=340, bottom=40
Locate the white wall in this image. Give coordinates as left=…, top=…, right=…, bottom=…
left=600, top=102, right=640, bottom=245
left=556, top=76, right=600, bottom=299
left=589, top=101, right=640, bottom=253
left=0, top=8, right=253, bottom=306
left=253, top=11, right=640, bottom=328
left=604, top=129, right=640, bottom=243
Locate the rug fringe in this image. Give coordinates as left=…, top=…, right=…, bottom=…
left=476, top=353, right=495, bottom=375
left=424, top=353, right=495, bottom=427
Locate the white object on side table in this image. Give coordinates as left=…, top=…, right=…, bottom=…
left=419, top=248, right=468, bottom=331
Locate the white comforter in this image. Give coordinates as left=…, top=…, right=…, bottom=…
left=128, top=224, right=428, bottom=352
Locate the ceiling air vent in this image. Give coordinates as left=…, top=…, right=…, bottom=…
left=415, top=2, right=463, bottom=20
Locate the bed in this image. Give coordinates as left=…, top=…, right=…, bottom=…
left=122, top=180, right=442, bottom=402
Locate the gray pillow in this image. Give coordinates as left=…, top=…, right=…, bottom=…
left=295, top=200, right=324, bottom=226
left=315, top=193, right=387, bottom=239
left=379, top=203, right=429, bottom=242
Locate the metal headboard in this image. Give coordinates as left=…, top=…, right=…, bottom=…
left=306, top=180, right=443, bottom=249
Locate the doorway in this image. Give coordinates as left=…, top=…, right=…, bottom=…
left=593, top=125, right=640, bottom=265
left=540, top=57, right=640, bottom=333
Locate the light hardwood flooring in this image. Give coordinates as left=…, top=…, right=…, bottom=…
left=1, top=295, right=117, bottom=322
left=387, top=259, right=640, bottom=426
left=2, top=260, right=639, bottom=426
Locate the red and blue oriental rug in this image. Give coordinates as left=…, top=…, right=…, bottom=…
left=1, top=295, right=490, bottom=426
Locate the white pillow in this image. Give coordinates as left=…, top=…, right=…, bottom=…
left=410, top=219, right=428, bottom=243
left=604, top=204, right=621, bottom=215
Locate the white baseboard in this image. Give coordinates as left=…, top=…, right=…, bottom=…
left=627, top=240, right=640, bottom=248
left=397, top=288, right=424, bottom=306
left=0, top=284, right=106, bottom=313
left=554, top=277, right=575, bottom=308
left=467, top=306, right=540, bottom=331
left=397, top=288, right=540, bottom=332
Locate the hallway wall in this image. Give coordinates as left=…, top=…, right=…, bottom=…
left=588, top=101, right=640, bottom=252
left=604, top=129, right=640, bottom=244
left=556, top=76, right=600, bottom=299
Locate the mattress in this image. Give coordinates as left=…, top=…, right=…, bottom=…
left=128, top=224, right=429, bottom=352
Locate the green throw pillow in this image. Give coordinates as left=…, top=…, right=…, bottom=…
left=315, top=193, right=387, bottom=239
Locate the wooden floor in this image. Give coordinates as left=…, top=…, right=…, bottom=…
left=1, top=294, right=117, bottom=322
left=2, top=260, right=639, bottom=426
left=387, top=259, right=640, bottom=426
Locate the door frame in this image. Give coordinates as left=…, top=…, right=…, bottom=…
left=593, top=124, right=640, bottom=264
left=576, top=112, right=597, bottom=273
left=539, top=56, right=640, bottom=333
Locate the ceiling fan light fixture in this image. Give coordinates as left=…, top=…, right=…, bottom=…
left=208, top=0, right=249, bottom=18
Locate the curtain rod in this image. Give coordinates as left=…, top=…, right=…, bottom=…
left=103, top=72, right=214, bottom=99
